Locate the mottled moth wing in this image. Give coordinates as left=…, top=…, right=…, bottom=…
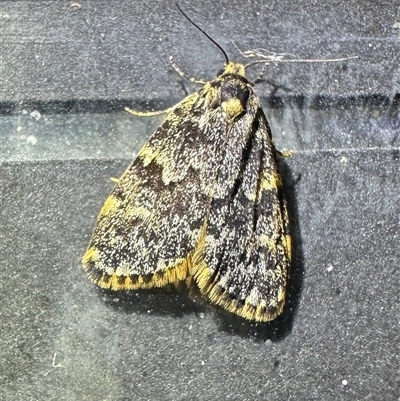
left=82, top=61, right=291, bottom=322
left=82, top=89, right=228, bottom=290
left=190, top=79, right=291, bottom=321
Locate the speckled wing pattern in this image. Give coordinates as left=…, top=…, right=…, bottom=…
left=82, top=61, right=291, bottom=322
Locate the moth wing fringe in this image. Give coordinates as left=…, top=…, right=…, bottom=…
left=82, top=247, right=191, bottom=290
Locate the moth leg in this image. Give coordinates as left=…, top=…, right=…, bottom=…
left=253, top=62, right=269, bottom=84
left=125, top=107, right=174, bottom=117
left=125, top=56, right=204, bottom=117
left=273, top=138, right=294, bottom=157
left=169, top=56, right=206, bottom=85
left=276, top=149, right=294, bottom=157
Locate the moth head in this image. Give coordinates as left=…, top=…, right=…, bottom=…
left=218, top=62, right=246, bottom=78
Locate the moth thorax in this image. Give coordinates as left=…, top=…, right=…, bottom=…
left=220, top=80, right=250, bottom=119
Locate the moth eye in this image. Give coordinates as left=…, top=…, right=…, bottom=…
left=216, top=69, right=225, bottom=77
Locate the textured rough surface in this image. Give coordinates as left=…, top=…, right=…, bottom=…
left=1, top=153, right=398, bottom=401
left=0, top=0, right=399, bottom=400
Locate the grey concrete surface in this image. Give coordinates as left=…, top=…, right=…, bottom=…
left=0, top=1, right=399, bottom=400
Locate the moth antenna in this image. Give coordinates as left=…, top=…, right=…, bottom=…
left=232, top=43, right=357, bottom=82
left=176, top=3, right=229, bottom=65
left=234, top=43, right=358, bottom=68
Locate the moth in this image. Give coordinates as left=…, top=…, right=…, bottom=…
left=82, top=7, right=292, bottom=322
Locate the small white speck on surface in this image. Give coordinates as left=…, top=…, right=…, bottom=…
left=342, top=379, right=348, bottom=386
left=30, top=110, right=41, bottom=121
left=26, top=135, right=38, bottom=145
left=327, top=265, right=334, bottom=272
left=52, top=352, right=62, bottom=368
